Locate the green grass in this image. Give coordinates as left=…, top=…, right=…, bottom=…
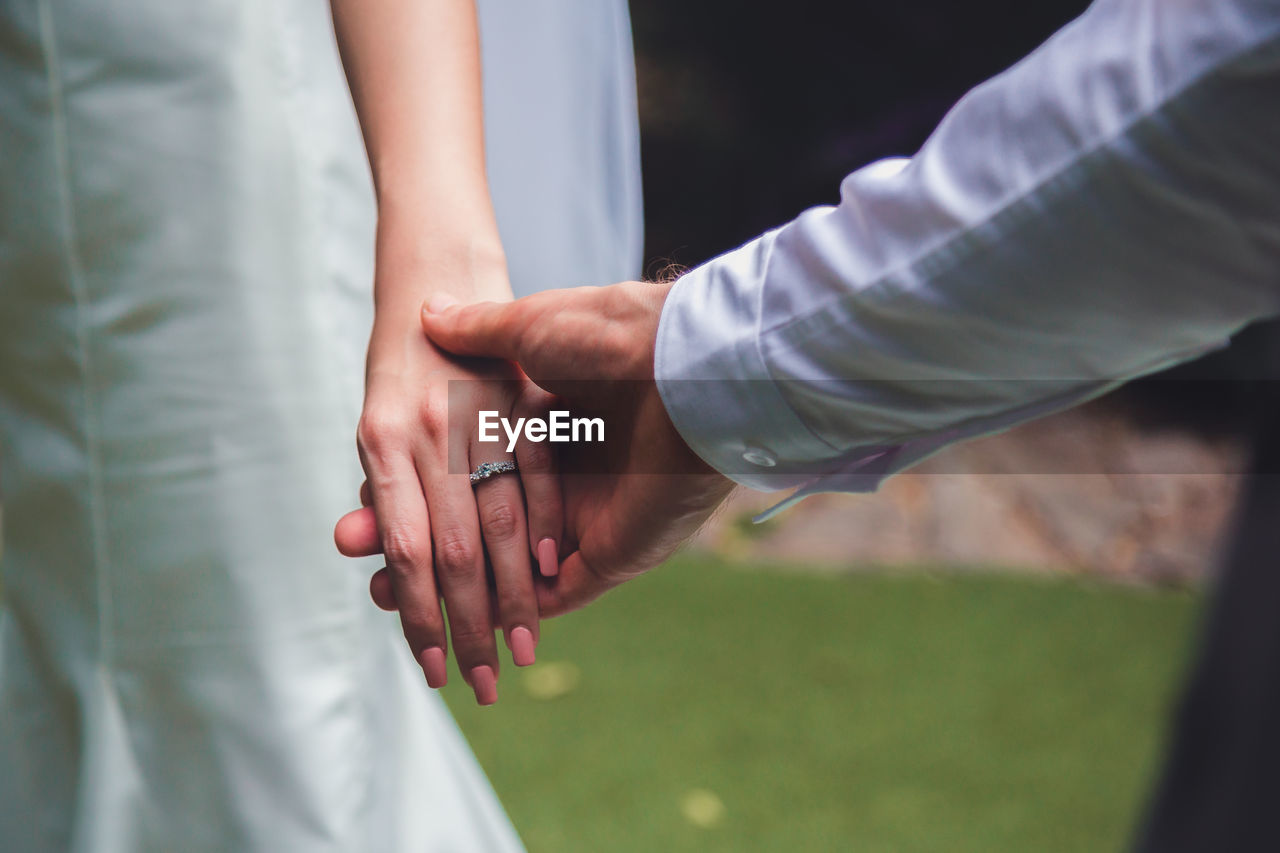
left=441, top=557, right=1201, bottom=853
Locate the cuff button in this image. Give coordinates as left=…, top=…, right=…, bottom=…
left=742, top=447, right=777, bottom=468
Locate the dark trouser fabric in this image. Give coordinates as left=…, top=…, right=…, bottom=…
left=1134, top=428, right=1280, bottom=851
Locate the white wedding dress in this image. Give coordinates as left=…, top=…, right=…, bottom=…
left=0, top=0, right=641, bottom=850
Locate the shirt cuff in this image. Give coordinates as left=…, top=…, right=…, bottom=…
left=654, top=234, right=853, bottom=492
left=653, top=220, right=1230, bottom=517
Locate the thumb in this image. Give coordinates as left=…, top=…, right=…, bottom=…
left=535, top=550, right=616, bottom=618
left=421, top=293, right=522, bottom=361
left=334, top=506, right=382, bottom=557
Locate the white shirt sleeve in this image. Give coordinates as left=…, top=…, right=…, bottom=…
left=654, top=0, right=1280, bottom=518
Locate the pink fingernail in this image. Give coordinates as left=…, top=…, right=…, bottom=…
left=419, top=648, right=447, bottom=689
left=426, top=292, right=459, bottom=314
left=469, top=665, right=498, bottom=706
left=537, top=538, right=559, bottom=577
left=510, top=626, right=536, bottom=667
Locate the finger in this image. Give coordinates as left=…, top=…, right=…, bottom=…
left=335, top=506, right=382, bottom=557
left=512, top=389, right=564, bottom=578
left=471, top=452, right=539, bottom=668
left=419, top=451, right=501, bottom=705
left=370, top=568, right=398, bottom=611
left=421, top=295, right=523, bottom=361
left=335, top=500, right=400, bottom=612
left=365, top=459, right=450, bottom=690
left=534, top=550, right=615, bottom=618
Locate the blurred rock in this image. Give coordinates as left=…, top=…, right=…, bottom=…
left=689, top=405, right=1247, bottom=584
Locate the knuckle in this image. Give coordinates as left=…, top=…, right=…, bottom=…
left=400, top=609, right=445, bottom=642
left=382, top=528, right=425, bottom=571
left=478, top=500, right=520, bottom=541
left=434, top=530, right=479, bottom=579
left=449, top=624, right=495, bottom=654
left=415, top=398, right=450, bottom=437
left=357, top=409, right=407, bottom=453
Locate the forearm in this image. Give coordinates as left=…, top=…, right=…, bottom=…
left=656, top=0, right=1280, bottom=500
left=330, top=0, right=510, bottom=335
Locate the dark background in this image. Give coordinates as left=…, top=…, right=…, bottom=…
left=629, top=0, right=1280, bottom=439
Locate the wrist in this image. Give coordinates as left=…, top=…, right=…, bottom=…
left=375, top=185, right=502, bottom=254
left=372, top=216, right=512, bottom=313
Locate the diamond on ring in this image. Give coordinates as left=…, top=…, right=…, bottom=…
left=469, top=460, right=518, bottom=486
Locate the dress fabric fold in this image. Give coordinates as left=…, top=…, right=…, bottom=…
left=0, top=0, right=641, bottom=849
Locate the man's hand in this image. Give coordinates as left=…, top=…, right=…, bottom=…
left=335, top=280, right=736, bottom=618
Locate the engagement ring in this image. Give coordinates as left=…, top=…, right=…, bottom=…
left=470, top=460, right=518, bottom=486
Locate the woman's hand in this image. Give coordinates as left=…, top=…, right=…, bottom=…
left=343, top=235, right=562, bottom=705
left=337, top=281, right=735, bottom=629
left=329, top=0, right=554, bottom=705
left=416, top=282, right=737, bottom=616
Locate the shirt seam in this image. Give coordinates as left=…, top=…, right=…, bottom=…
left=757, top=26, right=1280, bottom=345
